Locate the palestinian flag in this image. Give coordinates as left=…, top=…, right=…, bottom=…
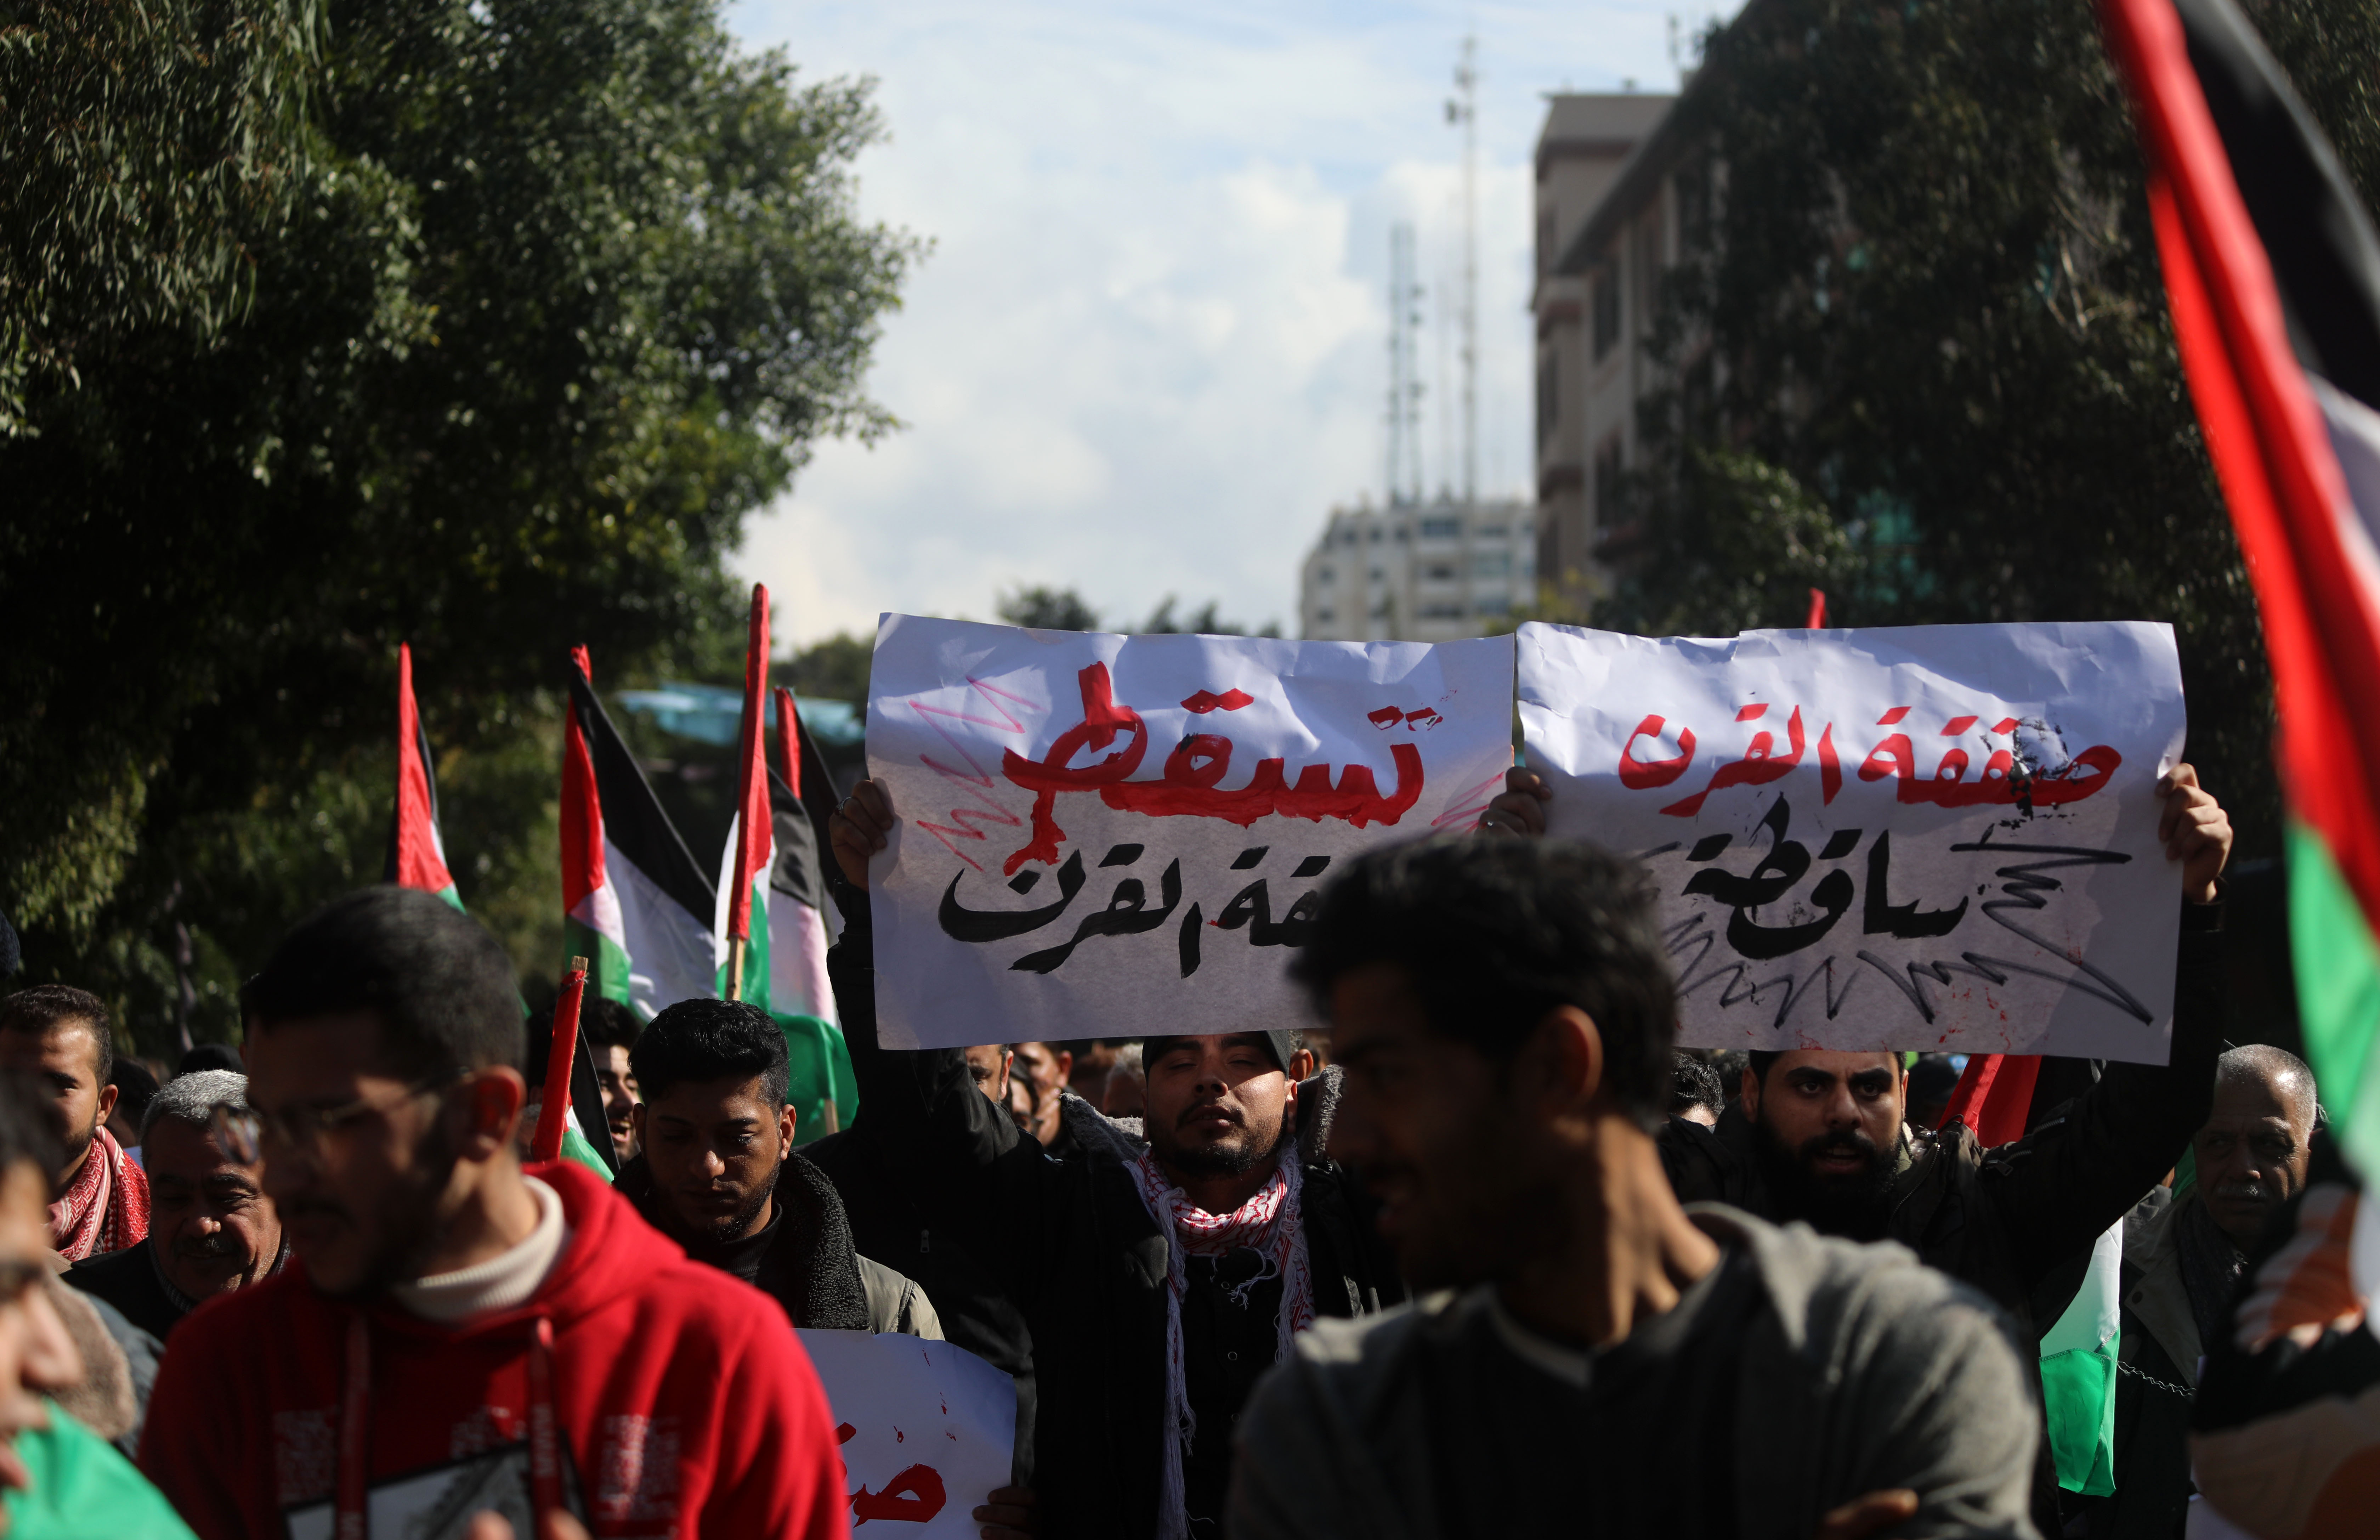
left=714, top=585, right=776, bottom=1006
left=562, top=648, right=719, bottom=1020
left=769, top=686, right=856, bottom=1141
left=2102, top=0, right=2380, bottom=1181
left=386, top=643, right=462, bottom=909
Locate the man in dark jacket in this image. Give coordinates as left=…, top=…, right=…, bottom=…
left=829, top=778, right=1405, bottom=1540
left=612, top=996, right=937, bottom=1336
left=1604, top=763, right=2235, bottom=1533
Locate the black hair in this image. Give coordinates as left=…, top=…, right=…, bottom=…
left=580, top=997, right=642, bottom=1053
left=1292, top=835, right=1678, bottom=1129
left=524, top=996, right=641, bottom=1084
left=0, top=1071, right=66, bottom=1187
left=1745, top=1049, right=1907, bottom=1089
left=108, top=1059, right=160, bottom=1129
left=243, top=887, right=525, bottom=1081
left=630, top=998, right=788, bottom=1107
left=0, top=984, right=113, bottom=1085
left=178, top=1042, right=244, bottom=1076
left=1670, top=1052, right=1723, bottom=1117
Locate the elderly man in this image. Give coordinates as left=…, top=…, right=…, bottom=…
left=64, top=1070, right=284, bottom=1342
left=0, top=987, right=147, bottom=1261
left=0, top=1072, right=196, bottom=1535
left=2084, top=1044, right=2320, bottom=1539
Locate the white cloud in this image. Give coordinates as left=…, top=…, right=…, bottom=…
left=726, top=0, right=1721, bottom=648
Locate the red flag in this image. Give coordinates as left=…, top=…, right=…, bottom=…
left=389, top=644, right=458, bottom=899
left=724, top=585, right=772, bottom=945
left=529, top=957, right=586, bottom=1164
left=1805, top=588, right=1827, bottom=629
left=560, top=646, right=605, bottom=924
left=773, top=685, right=802, bottom=800
left=1939, top=1053, right=2041, bottom=1149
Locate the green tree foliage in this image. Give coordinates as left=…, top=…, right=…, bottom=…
left=996, top=585, right=1101, bottom=632
left=779, top=632, right=873, bottom=703
left=1600, top=0, right=2380, bottom=858
left=0, top=0, right=323, bottom=431
left=1, top=0, right=918, bottom=1052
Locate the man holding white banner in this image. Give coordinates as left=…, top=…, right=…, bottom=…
left=1504, top=620, right=2236, bottom=1535
left=827, top=617, right=1500, bottom=1540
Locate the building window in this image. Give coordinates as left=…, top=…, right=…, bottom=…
left=1418, top=516, right=1460, bottom=539
left=1315, top=608, right=1335, bottom=624
left=1593, top=436, right=1625, bottom=529
left=1370, top=567, right=1385, bottom=583
left=1473, top=596, right=1512, bottom=617
left=1314, top=565, right=1335, bottom=584
left=1420, top=602, right=1464, bottom=620
left=1536, top=351, right=1558, bottom=447
left=1368, top=527, right=1382, bottom=543
left=1476, top=524, right=1507, bottom=538
left=1472, top=550, right=1511, bottom=578
left=1592, top=261, right=1620, bottom=361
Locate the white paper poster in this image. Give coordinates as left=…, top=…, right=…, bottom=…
left=1518, top=622, right=2187, bottom=1063
left=799, top=1331, right=1016, bottom=1536
left=866, top=616, right=1515, bottom=1049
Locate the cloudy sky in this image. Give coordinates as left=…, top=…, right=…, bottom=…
left=725, top=0, right=1727, bottom=647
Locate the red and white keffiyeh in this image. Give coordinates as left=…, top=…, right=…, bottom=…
left=49, top=1124, right=149, bottom=1262
left=1127, top=1148, right=1315, bottom=1540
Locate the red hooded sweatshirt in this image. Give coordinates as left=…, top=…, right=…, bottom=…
left=140, top=1160, right=850, bottom=1540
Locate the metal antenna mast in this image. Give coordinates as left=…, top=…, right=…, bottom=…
left=1447, top=35, right=1479, bottom=509
left=1385, top=221, right=1423, bottom=506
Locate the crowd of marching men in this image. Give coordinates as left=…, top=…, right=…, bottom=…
left=0, top=759, right=2371, bottom=1539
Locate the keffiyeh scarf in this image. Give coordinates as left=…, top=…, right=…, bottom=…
left=1127, top=1150, right=1315, bottom=1540
left=50, top=1126, right=149, bottom=1262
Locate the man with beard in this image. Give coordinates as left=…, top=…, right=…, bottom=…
left=827, top=778, right=1404, bottom=1540
left=2081, top=1044, right=2319, bottom=1539
left=611, top=997, right=938, bottom=1336
left=1620, top=764, right=2235, bottom=1535
left=138, top=887, right=849, bottom=1540
left=0, top=988, right=147, bottom=1262
left=65, top=1070, right=285, bottom=1342
left=1230, top=835, right=2038, bottom=1540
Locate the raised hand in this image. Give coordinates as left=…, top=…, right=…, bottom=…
left=829, top=779, right=897, bottom=890
left=2156, top=762, right=2231, bottom=905
left=1479, top=765, right=1552, bottom=838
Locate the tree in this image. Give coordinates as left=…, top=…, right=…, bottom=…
left=997, top=585, right=1100, bottom=632
left=780, top=633, right=874, bottom=704
left=0, top=0, right=322, bottom=432
left=1601, top=0, right=2380, bottom=858
left=0, top=0, right=919, bottom=1051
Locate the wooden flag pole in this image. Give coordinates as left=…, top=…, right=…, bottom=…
left=725, top=935, right=746, bottom=1002
left=529, top=956, right=588, bottom=1163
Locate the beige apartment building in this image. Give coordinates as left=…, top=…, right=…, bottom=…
left=1297, top=495, right=1535, bottom=643
left=1531, top=91, right=1682, bottom=611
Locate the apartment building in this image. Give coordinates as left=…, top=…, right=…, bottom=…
left=1531, top=91, right=1682, bottom=611
left=1297, top=495, right=1536, bottom=642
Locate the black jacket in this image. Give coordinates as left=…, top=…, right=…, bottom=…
left=1659, top=910, right=2227, bottom=1532
left=832, top=901, right=1405, bottom=1540
left=614, top=1150, right=874, bottom=1331
left=64, top=1242, right=189, bottom=1344
left=804, top=1126, right=1042, bottom=1484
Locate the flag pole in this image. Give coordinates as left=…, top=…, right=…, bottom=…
left=725, top=936, right=746, bottom=1002
left=723, top=583, right=770, bottom=1006
left=529, top=956, right=588, bottom=1163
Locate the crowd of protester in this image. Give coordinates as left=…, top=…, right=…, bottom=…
left=0, top=754, right=2371, bottom=1539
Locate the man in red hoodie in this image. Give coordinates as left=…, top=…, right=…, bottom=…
left=140, top=887, right=849, bottom=1540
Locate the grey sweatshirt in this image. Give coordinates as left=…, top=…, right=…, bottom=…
left=1227, top=1204, right=2041, bottom=1540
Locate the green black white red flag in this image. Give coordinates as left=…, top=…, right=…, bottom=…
left=2102, top=0, right=2380, bottom=1183
left=562, top=647, right=719, bottom=1019
left=714, top=585, right=775, bottom=1004
left=767, top=685, right=856, bottom=1138
left=385, top=643, right=461, bottom=909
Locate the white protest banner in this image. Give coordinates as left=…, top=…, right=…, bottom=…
left=867, top=616, right=1514, bottom=1048
left=1517, top=622, right=2187, bottom=1063
left=798, top=1331, right=1016, bottom=1536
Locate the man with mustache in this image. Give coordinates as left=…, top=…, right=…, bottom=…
left=828, top=779, right=1403, bottom=1540
left=137, top=886, right=849, bottom=1540
left=0, top=988, right=147, bottom=1262
left=1485, top=762, right=2237, bottom=1536
left=64, top=1070, right=285, bottom=1343
left=2083, top=1044, right=2320, bottom=1539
